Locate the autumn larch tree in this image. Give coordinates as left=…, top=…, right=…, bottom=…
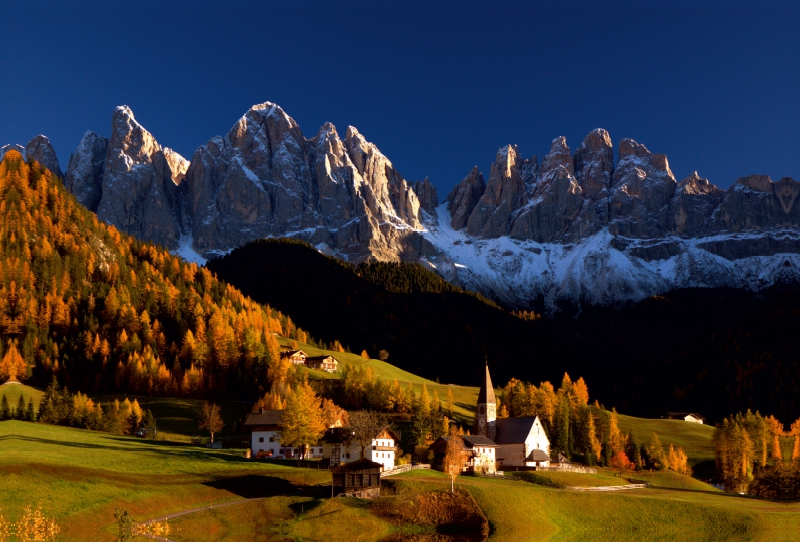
left=443, top=431, right=467, bottom=493
left=199, top=402, right=224, bottom=443
left=279, top=381, right=326, bottom=459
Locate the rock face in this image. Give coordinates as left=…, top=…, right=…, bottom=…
left=412, top=177, right=439, bottom=217
left=58, top=103, right=800, bottom=307
left=26, top=135, right=62, bottom=178
left=446, top=167, right=485, bottom=230
left=184, top=103, right=425, bottom=261
left=94, top=106, right=187, bottom=249
left=64, top=131, right=108, bottom=211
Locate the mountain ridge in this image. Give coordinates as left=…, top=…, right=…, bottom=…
left=13, top=101, right=800, bottom=308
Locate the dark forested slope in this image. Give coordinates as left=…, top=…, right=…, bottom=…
left=208, top=239, right=800, bottom=422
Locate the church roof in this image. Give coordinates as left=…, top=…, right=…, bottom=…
left=527, top=449, right=551, bottom=462
left=494, top=417, right=537, bottom=444
left=477, top=364, right=496, bottom=404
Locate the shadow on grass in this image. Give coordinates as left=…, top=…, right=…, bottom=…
left=0, top=434, right=252, bottom=464
left=203, top=475, right=305, bottom=499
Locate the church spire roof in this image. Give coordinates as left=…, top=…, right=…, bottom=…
left=477, top=362, right=496, bottom=405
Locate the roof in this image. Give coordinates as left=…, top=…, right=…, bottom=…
left=494, top=417, right=537, bottom=444
left=331, top=458, right=383, bottom=473
left=527, top=449, right=551, bottom=462
left=462, top=435, right=498, bottom=448
left=244, top=410, right=284, bottom=426
left=667, top=412, right=706, bottom=420
left=305, top=355, right=339, bottom=362
left=281, top=349, right=307, bottom=357
left=477, top=364, right=496, bottom=405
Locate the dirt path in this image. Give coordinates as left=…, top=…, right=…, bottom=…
left=143, top=497, right=268, bottom=542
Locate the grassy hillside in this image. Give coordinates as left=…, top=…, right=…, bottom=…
left=174, top=468, right=800, bottom=542
left=0, top=381, right=43, bottom=409
left=617, top=414, right=716, bottom=463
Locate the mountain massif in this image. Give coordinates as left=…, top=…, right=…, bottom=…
left=12, top=102, right=800, bottom=308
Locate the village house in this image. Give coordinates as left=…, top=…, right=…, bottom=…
left=322, top=426, right=399, bottom=471
left=666, top=412, right=706, bottom=424
left=305, top=355, right=339, bottom=373
left=429, top=434, right=498, bottom=474
left=472, top=364, right=552, bottom=470
left=244, top=408, right=324, bottom=459
left=331, top=458, right=383, bottom=498
left=280, top=349, right=308, bottom=365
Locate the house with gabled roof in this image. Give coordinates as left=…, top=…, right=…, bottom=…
left=280, top=350, right=308, bottom=365
left=666, top=412, right=706, bottom=424
left=322, top=426, right=399, bottom=471
left=305, top=355, right=339, bottom=372
left=429, top=434, right=498, bottom=474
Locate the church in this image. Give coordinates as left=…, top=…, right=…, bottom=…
left=473, top=364, right=551, bottom=470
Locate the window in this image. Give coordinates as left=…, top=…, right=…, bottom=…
left=258, top=437, right=264, bottom=443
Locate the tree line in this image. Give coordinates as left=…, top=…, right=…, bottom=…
left=713, top=410, right=800, bottom=495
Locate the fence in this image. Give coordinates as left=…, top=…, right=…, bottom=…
left=381, top=464, right=431, bottom=477
left=536, top=465, right=598, bottom=474
left=566, top=483, right=648, bottom=491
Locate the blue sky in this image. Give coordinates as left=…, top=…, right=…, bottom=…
left=1, top=0, right=798, bottom=194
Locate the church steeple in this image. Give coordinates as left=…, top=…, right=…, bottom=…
left=474, top=359, right=497, bottom=440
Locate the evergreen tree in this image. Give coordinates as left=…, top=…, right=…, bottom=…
left=143, top=409, right=158, bottom=439
left=0, top=395, right=9, bottom=420
left=26, top=397, right=35, bottom=421
left=16, top=394, right=25, bottom=420
left=627, top=432, right=642, bottom=470
left=552, top=393, right=571, bottom=459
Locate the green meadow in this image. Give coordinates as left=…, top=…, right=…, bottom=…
left=1, top=418, right=799, bottom=541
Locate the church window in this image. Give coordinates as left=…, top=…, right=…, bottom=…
left=479, top=405, right=485, bottom=414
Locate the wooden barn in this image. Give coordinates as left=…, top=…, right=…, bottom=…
left=331, top=458, right=383, bottom=498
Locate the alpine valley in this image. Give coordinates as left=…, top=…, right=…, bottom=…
left=20, top=101, right=800, bottom=310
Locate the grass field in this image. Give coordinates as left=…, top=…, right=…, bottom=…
left=0, top=420, right=330, bottom=540
left=1, top=420, right=798, bottom=541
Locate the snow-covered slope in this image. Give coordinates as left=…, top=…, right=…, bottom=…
left=421, top=203, right=800, bottom=308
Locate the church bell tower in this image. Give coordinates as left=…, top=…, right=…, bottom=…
left=474, top=362, right=497, bottom=440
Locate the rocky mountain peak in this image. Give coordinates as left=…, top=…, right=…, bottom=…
left=64, top=131, right=108, bottom=212
left=163, top=148, right=189, bottom=186
left=573, top=128, right=613, bottom=200
left=446, top=166, right=486, bottom=230
left=677, top=171, right=721, bottom=195
left=412, top=177, right=439, bottom=217
left=540, top=136, right=574, bottom=176
left=25, top=135, right=62, bottom=178
left=110, top=105, right=161, bottom=164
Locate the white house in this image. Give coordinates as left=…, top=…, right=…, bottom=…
left=667, top=412, right=706, bottom=424
left=322, top=427, right=399, bottom=471
left=244, top=409, right=324, bottom=459
left=430, top=434, right=498, bottom=474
